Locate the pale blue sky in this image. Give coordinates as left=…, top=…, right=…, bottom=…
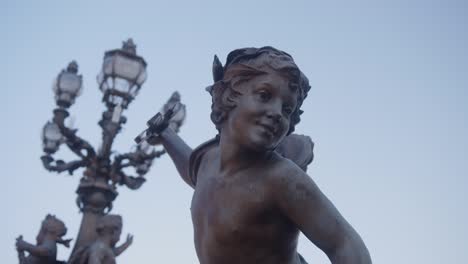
left=2, top=0, right=467, bottom=263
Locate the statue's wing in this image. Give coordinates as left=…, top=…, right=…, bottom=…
left=276, top=134, right=314, bottom=172
left=189, top=138, right=219, bottom=186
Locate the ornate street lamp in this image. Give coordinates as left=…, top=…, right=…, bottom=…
left=24, top=39, right=186, bottom=263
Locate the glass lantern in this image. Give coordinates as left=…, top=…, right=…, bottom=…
left=97, top=39, right=147, bottom=109
left=42, top=121, right=63, bottom=153
left=53, top=61, right=82, bottom=108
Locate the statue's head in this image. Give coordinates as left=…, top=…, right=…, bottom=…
left=37, top=214, right=67, bottom=244
left=207, top=46, right=311, bottom=135
left=96, top=214, right=122, bottom=246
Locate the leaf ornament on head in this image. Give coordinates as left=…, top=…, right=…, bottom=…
left=212, top=55, right=224, bottom=83
left=207, top=55, right=224, bottom=95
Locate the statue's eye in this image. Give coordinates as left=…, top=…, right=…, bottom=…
left=257, top=90, right=271, bottom=102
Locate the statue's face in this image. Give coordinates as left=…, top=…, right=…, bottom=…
left=111, top=226, right=122, bottom=246
left=224, top=72, right=297, bottom=152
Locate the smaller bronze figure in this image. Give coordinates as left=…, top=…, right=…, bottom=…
left=16, top=214, right=71, bottom=264
left=70, top=214, right=132, bottom=264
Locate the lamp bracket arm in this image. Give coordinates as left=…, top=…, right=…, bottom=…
left=40, top=155, right=87, bottom=175
left=52, top=108, right=97, bottom=160
left=110, top=149, right=165, bottom=187
left=111, top=170, right=146, bottom=190
left=112, top=149, right=165, bottom=171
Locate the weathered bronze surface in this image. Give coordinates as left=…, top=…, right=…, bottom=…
left=16, top=215, right=71, bottom=264
left=68, top=214, right=132, bottom=264
left=145, top=47, right=372, bottom=264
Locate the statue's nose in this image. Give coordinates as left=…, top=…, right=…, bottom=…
left=266, top=104, right=282, bottom=123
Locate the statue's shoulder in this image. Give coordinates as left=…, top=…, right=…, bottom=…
left=189, top=137, right=219, bottom=186
left=188, top=134, right=314, bottom=185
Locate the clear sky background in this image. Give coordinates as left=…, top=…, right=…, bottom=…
left=2, top=0, right=467, bottom=263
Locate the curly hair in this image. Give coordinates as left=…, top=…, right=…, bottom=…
left=207, top=46, right=311, bottom=135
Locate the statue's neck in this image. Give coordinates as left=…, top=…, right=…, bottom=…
left=218, top=133, right=273, bottom=176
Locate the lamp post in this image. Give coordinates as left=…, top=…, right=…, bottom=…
left=38, top=39, right=185, bottom=262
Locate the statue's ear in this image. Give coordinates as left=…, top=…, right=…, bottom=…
left=212, top=55, right=224, bottom=82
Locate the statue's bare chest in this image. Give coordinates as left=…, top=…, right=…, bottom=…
left=188, top=152, right=300, bottom=263
left=191, top=170, right=276, bottom=246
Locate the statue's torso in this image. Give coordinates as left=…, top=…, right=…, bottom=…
left=88, top=241, right=116, bottom=264
left=23, top=240, right=57, bottom=264
left=190, top=148, right=301, bottom=264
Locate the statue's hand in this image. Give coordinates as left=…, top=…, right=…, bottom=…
left=15, top=235, right=28, bottom=251
left=135, top=112, right=167, bottom=146
left=146, top=133, right=163, bottom=146
left=125, top=234, right=134, bottom=246
left=135, top=97, right=185, bottom=146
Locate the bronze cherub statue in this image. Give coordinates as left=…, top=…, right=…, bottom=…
left=140, top=47, right=371, bottom=263
left=68, top=214, right=132, bottom=264
left=16, top=214, right=71, bottom=264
